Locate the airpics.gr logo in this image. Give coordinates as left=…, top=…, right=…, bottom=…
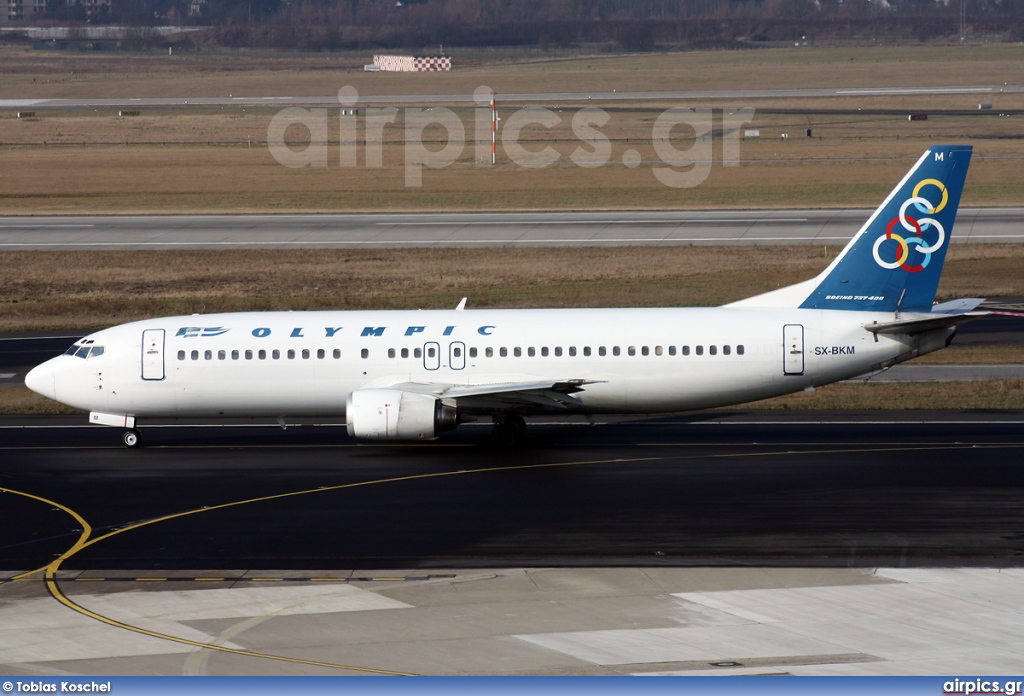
left=871, top=177, right=949, bottom=273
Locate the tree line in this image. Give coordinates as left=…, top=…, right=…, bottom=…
left=35, top=0, right=1024, bottom=49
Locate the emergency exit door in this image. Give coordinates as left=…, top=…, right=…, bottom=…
left=141, top=329, right=165, bottom=381
left=783, top=324, right=804, bottom=376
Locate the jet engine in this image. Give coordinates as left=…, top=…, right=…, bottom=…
left=346, top=389, right=459, bottom=440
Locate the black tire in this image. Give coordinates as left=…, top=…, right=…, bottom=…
left=508, top=414, right=526, bottom=439
left=122, top=429, right=141, bottom=448
left=490, top=421, right=519, bottom=449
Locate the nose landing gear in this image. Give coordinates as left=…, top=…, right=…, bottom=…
left=122, top=429, right=142, bottom=448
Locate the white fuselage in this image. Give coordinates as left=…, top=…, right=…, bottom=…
left=28, top=307, right=948, bottom=421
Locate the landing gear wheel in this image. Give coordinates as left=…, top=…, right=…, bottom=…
left=122, top=429, right=141, bottom=448
left=491, top=415, right=526, bottom=449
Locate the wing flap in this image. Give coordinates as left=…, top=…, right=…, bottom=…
left=385, top=379, right=601, bottom=412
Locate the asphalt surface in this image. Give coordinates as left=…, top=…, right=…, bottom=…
left=2, top=412, right=1023, bottom=570
left=2, top=209, right=1023, bottom=250
left=3, top=84, right=1023, bottom=110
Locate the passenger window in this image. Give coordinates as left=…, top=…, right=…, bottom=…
left=485, top=347, right=493, bottom=358
left=696, top=346, right=704, bottom=356
left=500, top=347, right=508, bottom=357
left=737, top=345, right=745, bottom=355
left=628, top=346, right=636, bottom=356
left=232, top=350, right=240, bottom=360
left=218, top=350, right=226, bottom=360
left=641, top=346, right=649, bottom=356
left=723, top=345, right=731, bottom=355
left=569, top=346, right=577, bottom=357
left=514, top=347, right=522, bottom=357
left=668, top=346, right=676, bottom=356
left=361, top=348, right=369, bottom=359
left=317, top=349, right=325, bottom=359
left=541, top=347, right=549, bottom=357
left=709, top=345, right=717, bottom=356
left=258, top=350, right=267, bottom=360
left=302, top=349, right=310, bottom=359
left=453, top=347, right=462, bottom=358
left=178, top=350, right=185, bottom=361
left=245, top=350, right=253, bottom=360
left=599, top=347, right=607, bottom=356
left=428, top=347, right=436, bottom=358
left=528, top=347, right=536, bottom=357
left=414, top=348, right=422, bottom=358
left=288, top=349, right=296, bottom=359
left=272, top=349, right=280, bottom=360
left=334, top=349, right=342, bottom=359
left=388, top=348, right=396, bottom=359
left=205, top=350, right=213, bottom=360
left=613, top=346, right=620, bottom=356
left=654, top=346, right=662, bottom=356
left=682, top=346, right=690, bottom=356
left=554, top=347, right=562, bottom=357
left=584, top=347, right=591, bottom=357
left=401, top=348, right=409, bottom=359
left=191, top=350, right=199, bottom=361
left=469, top=347, right=478, bottom=358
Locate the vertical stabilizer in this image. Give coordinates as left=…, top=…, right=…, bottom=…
left=797, top=145, right=972, bottom=312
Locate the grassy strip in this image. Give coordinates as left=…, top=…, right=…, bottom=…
left=2, top=246, right=1022, bottom=332
left=743, top=379, right=1024, bottom=410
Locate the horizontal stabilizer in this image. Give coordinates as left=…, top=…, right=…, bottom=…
left=864, top=303, right=988, bottom=335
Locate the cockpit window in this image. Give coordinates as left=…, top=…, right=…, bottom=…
left=66, top=344, right=104, bottom=359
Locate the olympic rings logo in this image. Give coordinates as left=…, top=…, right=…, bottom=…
left=871, top=178, right=948, bottom=273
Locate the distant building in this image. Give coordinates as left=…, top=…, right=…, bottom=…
left=164, top=5, right=183, bottom=25
left=2, top=0, right=110, bottom=23
left=3, top=0, right=48, bottom=24
left=188, top=0, right=205, bottom=17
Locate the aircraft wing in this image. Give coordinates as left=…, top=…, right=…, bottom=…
left=385, top=379, right=601, bottom=412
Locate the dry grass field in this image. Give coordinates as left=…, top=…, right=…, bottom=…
left=1, top=44, right=1022, bottom=214
left=2, top=44, right=1023, bottom=99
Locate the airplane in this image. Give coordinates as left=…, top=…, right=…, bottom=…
left=26, top=144, right=992, bottom=448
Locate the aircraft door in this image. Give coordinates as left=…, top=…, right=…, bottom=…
left=783, top=324, right=804, bottom=376
left=141, top=329, right=165, bottom=381
left=423, top=342, right=440, bottom=371
left=449, top=342, right=466, bottom=370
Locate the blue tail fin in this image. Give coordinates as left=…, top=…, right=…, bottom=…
left=799, top=145, right=972, bottom=312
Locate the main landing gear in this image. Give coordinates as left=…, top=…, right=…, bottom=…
left=490, top=414, right=526, bottom=449
left=122, top=428, right=142, bottom=448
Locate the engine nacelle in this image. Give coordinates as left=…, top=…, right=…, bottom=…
left=346, top=389, right=459, bottom=440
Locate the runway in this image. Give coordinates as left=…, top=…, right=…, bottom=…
left=2, top=208, right=1023, bottom=250
left=3, top=84, right=1023, bottom=110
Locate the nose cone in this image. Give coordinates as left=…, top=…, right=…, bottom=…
left=25, top=360, right=57, bottom=401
